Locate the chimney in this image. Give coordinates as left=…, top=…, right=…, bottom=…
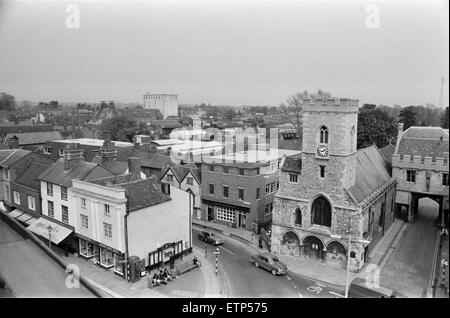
left=134, top=142, right=140, bottom=150
left=128, top=157, right=141, bottom=180
left=7, top=135, right=19, bottom=149
left=398, top=122, right=404, bottom=136
left=102, top=131, right=112, bottom=148
left=100, top=101, right=108, bottom=109
left=64, top=143, right=83, bottom=170
left=109, top=101, right=115, bottom=110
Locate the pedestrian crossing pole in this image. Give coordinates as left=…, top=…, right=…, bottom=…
left=214, top=248, right=220, bottom=276
left=442, top=259, right=448, bottom=287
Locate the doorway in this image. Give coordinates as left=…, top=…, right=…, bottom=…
left=207, top=206, right=214, bottom=221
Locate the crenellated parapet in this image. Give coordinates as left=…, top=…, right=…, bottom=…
left=392, top=154, right=449, bottom=171
left=302, top=97, right=359, bottom=114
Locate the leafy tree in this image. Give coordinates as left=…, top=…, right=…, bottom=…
left=399, top=106, right=417, bottom=130
left=442, top=106, right=449, bottom=129
left=357, top=107, right=397, bottom=149
left=100, top=116, right=143, bottom=142
left=0, top=92, right=16, bottom=111
left=360, top=104, right=376, bottom=111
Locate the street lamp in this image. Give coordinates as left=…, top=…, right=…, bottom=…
left=47, top=225, right=53, bottom=250
left=344, top=217, right=352, bottom=298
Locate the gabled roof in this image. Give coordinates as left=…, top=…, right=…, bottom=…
left=38, top=159, right=114, bottom=187
left=396, top=126, right=449, bottom=161
left=5, top=131, right=64, bottom=145
left=15, top=160, right=54, bottom=190
left=347, top=145, right=392, bottom=204
left=282, top=157, right=302, bottom=173
left=91, top=157, right=129, bottom=175
left=0, top=149, right=31, bottom=168
left=379, top=143, right=395, bottom=167
left=161, top=163, right=200, bottom=184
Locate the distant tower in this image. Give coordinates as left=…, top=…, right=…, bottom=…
left=143, top=93, right=178, bottom=119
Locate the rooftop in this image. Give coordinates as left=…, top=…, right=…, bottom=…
left=0, top=149, right=31, bottom=168
left=52, top=138, right=133, bottom=148
left=208, top=149, right=301, bottom=164
left=4, top=131, right=64, bottom=145
left=396, top=126, right=449, bottom=161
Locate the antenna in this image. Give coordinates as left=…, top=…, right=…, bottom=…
left=438, top=77, right=444, bottom=108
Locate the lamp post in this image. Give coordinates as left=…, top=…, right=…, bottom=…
left=47, top=225, right=53, bottom=250
left=344, top=217, right=352, bottom=298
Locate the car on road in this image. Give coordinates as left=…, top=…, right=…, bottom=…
left=197, top=231, right=224, bottom=245
left=250, top=252, right=288, bottom=275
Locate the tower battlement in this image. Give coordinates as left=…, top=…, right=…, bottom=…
left=302, top=97, right=359, bottom=113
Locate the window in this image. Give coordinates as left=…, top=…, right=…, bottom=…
left=81, top=214, right=88, bottom=229
left=167, top=174, right=173, bottom=182
left=256, top=168, right=260, bottom=175
left=265, top=184, right=270, bottom=194
left=320, top=126, right=329, bottom=144
left=186, top=177, right=194, bottom=185
left=4, top=184, right=10, bottom=201
left=13, top=191, right=20, bottom=204
left=79, top=239, right=94, bottom=258
left=209, top=165, right=214, bottom=172
left=294, top=207, right=302, bottom=226
left=48, top=201, right=54, bottom=218
left=223, top=166, right=229, bottom=174
left=256, top=188, right=261, bottom=200
left=103, top=223, right=112, bottom=239
left=47, top=183, right=53, bottom=196
left=289, top=173, right=298, bottom=183
left=104, top=204, right=111, bottom=216
left=209, top=183, right=215, bottom=195
left=5, top=169, right=10, bottom=179
left=100, top=248, right=114, bottom=267
left=265, top=203, right=273, bottom=216
left=217, top=206, right=236, bottom=223
left=223, top=185, right=229, bottom=198
left=81, top=197, right=86, bottom=208
left=59, top=149, right=64, bottom=157
left=62, top=206, right=69, bottom=224
left=28, top=196, right=36, bottom=211
left=239, top=168, right=245, bottom=176
left=238, top=188, right=244, bottom=201
left=443, top=174, right=449, bottom=187
left=311, top=196, right=332, bottom=227
left=406, top=170, right=416, bottom=183
left=43, top=146, right=52, bottom=154
left=276, top=182, right=279, bottom=190
left=319, top=165, right=326, bottom=178
left=61, top=186, right=68, bottom=201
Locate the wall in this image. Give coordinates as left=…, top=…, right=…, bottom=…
left=9, top=182, right=41, bottom=215
left=40, top=181, right=72, bottom=226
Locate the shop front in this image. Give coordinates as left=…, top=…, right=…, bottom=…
left=148, top=240, right=191, bottom=270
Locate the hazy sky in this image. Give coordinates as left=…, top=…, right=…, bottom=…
left=0, top=0, right=448, bottom=106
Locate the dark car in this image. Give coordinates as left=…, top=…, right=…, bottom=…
left=197, top=231, right=224, bottom=245
left=250, top=252, right=288, bottom=275
left=348, top=277, right=397, bottom=298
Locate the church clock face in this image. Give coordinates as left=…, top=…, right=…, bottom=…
left=316, top=145, right=329, bottom=157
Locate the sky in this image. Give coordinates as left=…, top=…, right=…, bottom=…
left=0, top=0, right=448, bottom=107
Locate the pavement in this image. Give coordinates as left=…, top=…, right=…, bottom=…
left=435, top=235, right=449, bottom=298
left=0, top=218, right=95, bottom=298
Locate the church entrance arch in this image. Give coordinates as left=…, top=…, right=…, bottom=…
left=280, top=231, right=300, bottom=257
left=302, top=236, right=324, bottom=260
left=325, top=241, right=347, bottom=269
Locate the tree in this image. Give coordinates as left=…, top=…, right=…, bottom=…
left=360, top=104, right=377, bottom=111
left=100, top=116, right=141, bottom=142
left=442, top=106, right=449, bottom=129
left=399, top=106, right=417, bottom=130
left=0, top=92, right=16, bottom=111
left=357, top=107, right=397, bottom=149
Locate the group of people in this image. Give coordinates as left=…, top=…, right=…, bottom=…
left=152, top=268, right=175, bottom=287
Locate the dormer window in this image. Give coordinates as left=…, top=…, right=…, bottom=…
left=320, top=126, right=329, bottom=144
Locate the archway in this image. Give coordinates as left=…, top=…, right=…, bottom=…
left=415, top=196, right=440, bottom=226
left=311, top=196, right=332, bottom=227
left=302, top=236, right=324, bottom=260
left=280, top=231, right=300, bottom=257
left=294, top=207, right=302, bottom=227
left=326, top=241, right=347, bottom=269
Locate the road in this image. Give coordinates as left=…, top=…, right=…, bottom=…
left=193, top=228, right=344, bottom=298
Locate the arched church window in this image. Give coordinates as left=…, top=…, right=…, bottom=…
left=311, top=196, right=332, bottom=227
left=320, top=126, right=329, bottom=144
left=294, top=207, right=302, bottom=226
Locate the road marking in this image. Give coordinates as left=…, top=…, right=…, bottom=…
left=379, top=223, right=408, bottom=272
left=392, top=223, right=407, bottom=249
left=427, top=229, right=441, bottom=298
left=219, top=246, right=234, bottom=255
left=172, top=290, right=199, bottom=297
left=329, top=291, right=345, bottom=298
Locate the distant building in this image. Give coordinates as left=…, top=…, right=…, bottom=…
left=3, top=131, right=64, bottom=151
left=392, top=124, right=449, bottom=224
left=143, top=93, right=178, bottom=119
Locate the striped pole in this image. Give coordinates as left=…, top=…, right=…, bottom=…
left=214, top=248, right=220, bottom=276
left=442, top=263, right=447, bottom=287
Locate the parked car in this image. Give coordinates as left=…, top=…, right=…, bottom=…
left=250, top=252, right=288, bottom=275
left=348, top=277, right=397, bottom=298
left=197, top=231, right=224, bottom=245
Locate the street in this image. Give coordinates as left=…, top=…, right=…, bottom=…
left=193, top=228, right=344, bottom=298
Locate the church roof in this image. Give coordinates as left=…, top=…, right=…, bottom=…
left=347, top=145, right=392, bottom=204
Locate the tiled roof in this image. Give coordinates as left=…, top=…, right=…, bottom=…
left=379, top=143, right=395, bottom=166
left=15, top=160, right=53, bottom=190
left=396, top=126, right=449, bottom=161
left=115, top=146, right=173, bottom=169
left=347, top=145, right=392, bottom=203
left=282, top=157, right=302, bottom=173
left=5, top=131, right=64, bottom=145
left=0, top=149, right=31, bottom=168
left=277, top=139, right=302, bottom=151
left=38, top=159, right=114, bottom=187
left=0, top=124, right=55, bottom=134
left=149, top=120, right=182, bottom=129
left=161, top=163, right=200, bottom=183
left=91, top=157, right=129, bottom=175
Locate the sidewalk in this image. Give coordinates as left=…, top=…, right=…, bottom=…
left=435, top=236, right=449, bottom=298
left=55, top=247, right=223, bottom=298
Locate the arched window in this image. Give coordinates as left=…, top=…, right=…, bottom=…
left=294, top=207, right=302, bottom=226
left=311, top=196, right=332, bottom=227
left=320, top=126, right=329, bottom=144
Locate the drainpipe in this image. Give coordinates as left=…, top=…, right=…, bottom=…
left=189, top=192, right=192, bottom=250
left=124, top=197, right=130, bottom=282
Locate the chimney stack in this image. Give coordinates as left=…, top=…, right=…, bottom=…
left=102, top=131, right=112, bottom=148
left=64, top=143, right=83, bottom=170
left=398, top=122, right=404, bottom=136
left=7, top=135, right=19, bottom=149
left=127, top=157, right=141, bottom=180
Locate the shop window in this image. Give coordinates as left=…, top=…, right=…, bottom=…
left=79, top=239, right=94, bottom=258
left=100, top=248, right=114, bottom=267
left=217, top=206, right=236, bottom=223
left=114, top=254, right=125, bottom=275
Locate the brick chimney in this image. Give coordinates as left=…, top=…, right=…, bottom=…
left=64, top=143, right=83, bottom=170
left=127, top=157, right=141, bottom=180
left=7, top=135, right=19, bottom=149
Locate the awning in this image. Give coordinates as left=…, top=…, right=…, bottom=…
left=27, top=218, right=73, bottom=244
left=25, top=217, right=39, bottom=226
left=8, top=209, right=25, bottom=218
left=16, top=212, right=34, bottom=223
left=7, top=209, right=38, bottom=226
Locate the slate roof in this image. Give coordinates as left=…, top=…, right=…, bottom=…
left=282, top=156, right=302, bottom=173
left=347, top=145, right=392, bottom=203
left=115, top=145, right=173, bottom=169
left=91, top=157, right=129, bottom=175
left=4, top=131, right=64, bottom=145
left=0, top=124, right=55, bottom=135
left=38, top=159, right=114, bottom=187
left=15, top=160, right=53, bottom=190
left=90, top=175, right=171, bottom=211
left=379, top=143, right=395, bottom=166
left=277, top=139, right=302, bottom=151
left=149, top=120, right=183, bottom=129
left=160, top=163, right=201, bottom=183
left=0, top=149, right=31, bottom=168
left=396, top=126, right=449, bottom=161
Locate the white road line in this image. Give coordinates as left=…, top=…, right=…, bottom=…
left=379, top=247, right=394, bottom=272
left=427, top=229, right=441, bottom=298
left=219, top=246, right=234, bottom=255
left=329, top=291, right=345, bottom=298
left=392, top=223, right=407, bottom=249
left=379, top=223, right=408, bottom=272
